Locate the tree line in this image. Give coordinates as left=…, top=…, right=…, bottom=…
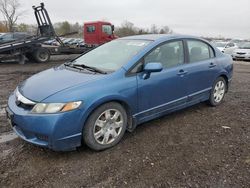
left=0, top=0, right=234, bottom=41
left=0, top=0, right=173, bottom=37
left=0, top=20, right=173, bottom=37
left=114, top=21, right=173, bottom=36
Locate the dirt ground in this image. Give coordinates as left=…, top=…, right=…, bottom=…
left=0, top=58, right=249, bottom=188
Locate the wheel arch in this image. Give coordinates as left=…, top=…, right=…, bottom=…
left=81, top=96, right=135, bottom=134
left=218, top=73, right=229, bottom=92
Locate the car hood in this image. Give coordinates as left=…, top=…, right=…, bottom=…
left=216, top=47, right=224, bottom=51
left=234, top=49, right=250, bottom=53
left=18, top=66, right=104, bottom=102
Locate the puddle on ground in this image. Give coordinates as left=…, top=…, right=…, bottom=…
left=0, top=105, right=7, bottom=116
left=0, top=132, right=18, bottom=143
left=0, top=109, right=5, bottom=116
left=0, top=148, right=13, bottom=158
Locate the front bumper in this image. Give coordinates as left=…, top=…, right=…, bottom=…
left=232, top=54, right=250, bottom=60
left=7, top=93, right=84, bottom=151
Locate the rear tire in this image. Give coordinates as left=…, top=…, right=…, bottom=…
left=32, top=48, right=50, bottom=63
left=83, top=102, right=127, bottom=151
left=208, top=77, right=227, bottom=106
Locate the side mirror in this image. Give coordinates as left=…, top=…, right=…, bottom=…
left=226, top=43, right=234, bottom=48
left=143, top=62, right=163, bottom=79
left=111, top=25, right=115, bottom=32
left=144, top=62, right=163, bottom=73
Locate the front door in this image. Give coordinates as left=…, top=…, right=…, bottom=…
left=135, top=40, right=188, bottom=122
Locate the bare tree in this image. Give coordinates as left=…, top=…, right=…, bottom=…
left=159, top=26, right=173, bottom=34
left=114, top=21, right=138, bottom=37
left=0, top=0, right=24, bottom=32
left=150, top=24, right=158, bottom=34
left=114, top=20, right=174, bottom=37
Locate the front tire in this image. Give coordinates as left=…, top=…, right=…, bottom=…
left=83, top=102, right=127, bottom=151
left=18, top=54, right=26, bottom=64
left=208, top=77, right=227, bottom=106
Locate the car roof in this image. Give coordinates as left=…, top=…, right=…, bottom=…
left=84, top=21, right=112, bottom=25
left=119, top=34, right=203, bottom=42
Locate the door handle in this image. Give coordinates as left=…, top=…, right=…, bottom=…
left=177, top=69, right=188, bottom=76
left=209, top=62, right=217, bottom=68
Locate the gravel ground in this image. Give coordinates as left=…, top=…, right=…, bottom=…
left=0, top=58, right=249, bottom=187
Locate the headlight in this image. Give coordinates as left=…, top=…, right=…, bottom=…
left=31, top=101, right=82, bottom=114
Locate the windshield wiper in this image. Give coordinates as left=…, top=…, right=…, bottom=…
left=70, top=64, right=107, bottom=74
left=64, top=62, right=83, bottom=70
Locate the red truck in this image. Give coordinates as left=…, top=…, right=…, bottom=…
left=0, top=4, right=118, bottom=64
left=50, top=21, right=117, bottom=55
left=84, top=21, right=117, bottom=47
left=38, top=21, right=117, bottom=62
left=44, top=21, right=117, bottom=62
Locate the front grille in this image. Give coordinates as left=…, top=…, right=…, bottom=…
left=36, top=134, right=49, bottom=141
left=17, top=102, right=34, bottom=110
left=237, top=52, right=246, bottom=55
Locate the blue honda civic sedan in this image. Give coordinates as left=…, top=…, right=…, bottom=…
left=6, top=34, right=233, bottom=151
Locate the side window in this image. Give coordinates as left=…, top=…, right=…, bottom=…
left=187, top=40, right=212, bottom=63
left=102, top=25, right=112, bottom=35
left=226, top=43, right=235, bottom=48
left=144, top=41, right=184, bottom=69
left=14, top=33, right=25, bottom=39
left=130, top=61, right=143, bottom=74
left=2, top=33, right=13, bottom=40
left=86, top=25, right=96, bottom=33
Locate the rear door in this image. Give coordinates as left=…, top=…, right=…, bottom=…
left=183, top=39, right=220, bottom=102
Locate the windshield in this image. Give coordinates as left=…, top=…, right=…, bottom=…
left=230, top=39, right=243, bottom=43
left=213, top=42, right=226, bottom=47
left=0, top=33, right=12, bottom=40
left=102, top=25, right=112, bottom=35
left=239, top=42, right=250, bottom=49
left=71, top=39, right=151, bottom=71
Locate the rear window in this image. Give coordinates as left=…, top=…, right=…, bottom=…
left=86, top=25, right=96, bottom=33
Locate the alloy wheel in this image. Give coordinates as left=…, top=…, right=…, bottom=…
left=213, top=80, right=225, bottom=103
left=93, top=109, right=123, bottom=145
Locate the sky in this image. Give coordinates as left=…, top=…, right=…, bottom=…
left=14, top=0, right=250, bottom=38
